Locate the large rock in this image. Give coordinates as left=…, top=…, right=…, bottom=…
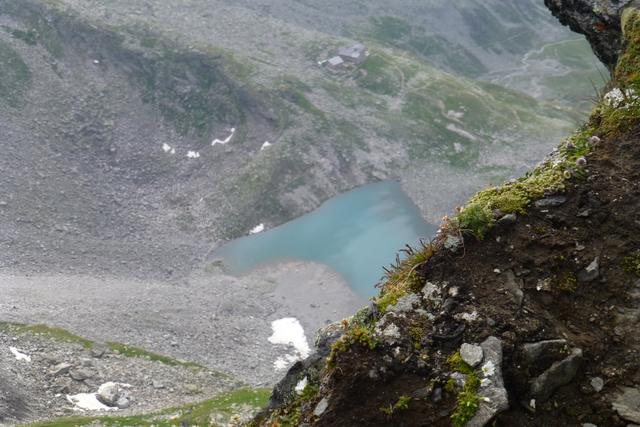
left=612, top=387, right=640, bottom=423
left=544, top=0, right=636, bottom=67
left=530, top=348, right=583, bottom=402
left=521, top=339, right=568, bottom=367
left=460, top=343, right=484, bottom=368
left=467, top=337, right=509, bottom=427
left=97, top=382, right=121, bottom=407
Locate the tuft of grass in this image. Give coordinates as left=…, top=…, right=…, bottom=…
left=379, top=395, right=412, bottom=417
left=376, top=242, right=434, bottom=313
left=622, top=251, right=640, bottom=277
left=455, top=203, right=495, bottom=240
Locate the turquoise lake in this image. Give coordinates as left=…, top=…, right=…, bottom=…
left=215, top=181, right=437, bottom=298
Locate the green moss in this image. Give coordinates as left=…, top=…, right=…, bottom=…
left=455, top=203, right=495, bottom=240
left=409, top=326, right=424, bottom=350
left=380, top=395, right=412, bottom=417
left=23, top=388, right=270, bottom=427
left=622, top=252, right=640, bottom=277
left=327, top=325, right=377, bottom=366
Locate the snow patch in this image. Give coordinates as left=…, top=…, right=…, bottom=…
left=249, top=224, right=265, bottom=235
left=261, top=141, right=272, bottom=151
left=186, top=151, right=200, bottom=159
left=9, top=347, right=30, bottom=362
left=212, top=127, right=236, bottom=146
left=67, top=393, right=117, bottom=412
left=269, top=318, right=310, bottom=371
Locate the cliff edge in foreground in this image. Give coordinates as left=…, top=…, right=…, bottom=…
left=253, top=2, right=640, bottom=426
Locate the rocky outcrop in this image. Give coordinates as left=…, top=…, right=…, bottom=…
left=544, top=0, right=637, bottom=67
left=252, top=3, right=640, bottom=426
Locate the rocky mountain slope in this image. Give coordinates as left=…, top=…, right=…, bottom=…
left=0, top=0, right=599, bottom=280
left=252, top=2, right=640, bottom=426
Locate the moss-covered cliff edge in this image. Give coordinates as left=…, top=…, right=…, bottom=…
left=253, top=3, right=640, bottom=426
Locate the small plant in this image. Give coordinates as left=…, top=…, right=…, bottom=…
left=409, top=326, right=425, bottom=350
left=327, top=325, right=377, bottom=366
left=555, top=272, right=579, bottom=293
left=376, top=241, right=434, bottom=313
left=455, top=203, right=495, bottom=240
left=380, top=395, right=412, bottom=417
left=622, top=252, right=640, bottom=277
left=299, top=383, right=320, bottom=402
left=447, top=352, right=481, bottom=427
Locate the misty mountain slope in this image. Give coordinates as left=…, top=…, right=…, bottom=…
left=0, top=0, right=595, bottom=276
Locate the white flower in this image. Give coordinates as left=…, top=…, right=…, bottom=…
left=481, top=361, right=495, bottom=377
left=604, top=88, right=638, bottom=108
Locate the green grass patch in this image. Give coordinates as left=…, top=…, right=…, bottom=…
left=23, top=388, right=270, bottom=427
left=358, top=54, right=402, bottom=96
left=106, top=342, right=204, bottom=370
left=370, top=16, right=411, bottom=44
left=0, top=39, right=31, bottom=107
left=0, top=322, right=209, bottom=370
left=0, top=322, right=93, bottom=348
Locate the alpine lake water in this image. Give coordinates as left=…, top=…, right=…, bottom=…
left=214, top=181, right=437, bottom=298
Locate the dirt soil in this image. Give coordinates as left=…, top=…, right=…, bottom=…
left=290, top=124, right=640, bottom=426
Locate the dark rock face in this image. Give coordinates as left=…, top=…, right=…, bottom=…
left=544, top=0, right=636, bottom=67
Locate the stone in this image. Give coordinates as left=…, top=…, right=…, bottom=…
left=444, top=235, right=462, bottom=251
left=582, top=424, right=597, bottom=427
left=613, top=387, right=640, bottom=424
left=591, top=377, right=605, bottom=392
left=534, top=196, right=567, bottom=208
left=460, top=343, right=484, bottom=367
left=185, top=384, right=200, bottom=394
left=387, top=293, right=421, bottom=314
left=530, top=348, right=583, bottom=402
left=69, top=367, right=94, bottom=381
left=91, top=344, right=107, bottom=358
left=498, top=213, right=517, bottom=226
left=313, top=397, right=329, bottom=417
left=467, top=337, right=508, bottom=427
left=521, top=339, right=568, bottom=367
left=49, top=362, right=72, bottom=376
left=97, top=382, right=120, bottom=407
left=503, top=271, right=524, bottom=306
left=116, top=396, right=131, bottom=409
left=578, top=257, right=600, bottom=282
left=152, top=380, right=165, bottom=389
left=545, top=0, right=630, bottom=67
